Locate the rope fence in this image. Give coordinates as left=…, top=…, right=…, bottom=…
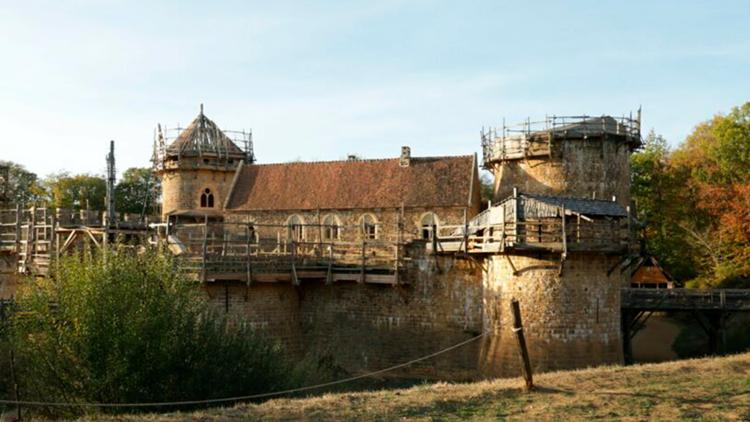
left=0, top=330, right=491, bottom=409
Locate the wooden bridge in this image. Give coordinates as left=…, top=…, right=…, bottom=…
left=621, top=288, right=750, bottom=363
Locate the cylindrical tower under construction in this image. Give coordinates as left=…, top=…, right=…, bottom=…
left=154, top=106, right=253, bottom=220
left=479, top=114, right=641, bottom=376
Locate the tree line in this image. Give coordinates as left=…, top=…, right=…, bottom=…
left=0, top=165, right=158, bottom=216
left=631, top=102, right=750, bottom=288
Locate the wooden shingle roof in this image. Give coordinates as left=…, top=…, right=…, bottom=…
left=166, top=112, right=245, bottom=158
left=226, top=155, right=477, bottom=211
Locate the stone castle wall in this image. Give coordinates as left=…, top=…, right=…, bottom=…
left=480, top=252, right=624, bottom=376
left=203, top=247, right=489, bottom=381
left=492, top=137, right=632, bottom=206
left=201, top=249, right=624, bottom=381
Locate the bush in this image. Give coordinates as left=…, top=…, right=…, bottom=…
left=8, top=251, right=292, bottom=414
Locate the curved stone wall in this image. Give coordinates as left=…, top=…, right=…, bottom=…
left=160, top=162, right=236, bottom=217
left=493, top=137, right=631, bottom=206
left=480, top=252, right=623, bottom=376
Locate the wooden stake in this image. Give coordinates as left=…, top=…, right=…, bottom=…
left=359, top=240, right=366, bottom=284
left=394, top=209, right=402, bottom=284
left=201, top=215, right=208, bottom=282
left=14, top=204, right=21, bottom=254
left=251, top=223, right=254, bottom=285
left=325, top=245, right=333, bottom=285
left=510, top=299, right=534, bottom=391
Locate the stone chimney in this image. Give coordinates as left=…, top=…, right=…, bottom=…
left=400, top=146, right=411, bottom=167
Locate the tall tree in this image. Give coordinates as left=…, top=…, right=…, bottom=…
left=43, top=172, right=107, bottom=211
left=115, top=167, right=160, bottom=215
left=670, top=102, right=750, bottom=287
left=631, top=131, right=697, bottom=281
left=0, top=160, right=43, bottom=205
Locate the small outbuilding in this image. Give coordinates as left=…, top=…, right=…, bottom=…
left=630, top=256, right=675, bottom=289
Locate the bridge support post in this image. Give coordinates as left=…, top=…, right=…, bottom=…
left=693, top=310, right=728, bottom=356
left=621, top=309, right=635, bottom=365
left=707, top=311, right=727, bottom=355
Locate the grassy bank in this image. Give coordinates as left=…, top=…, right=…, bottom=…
left=84, top=353, right=750, bottom=421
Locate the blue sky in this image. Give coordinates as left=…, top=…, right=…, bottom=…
left=1, top=1, right=748, bottom=178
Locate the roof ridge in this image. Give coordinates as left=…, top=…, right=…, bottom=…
left=247, top=154, right=473, bottom=167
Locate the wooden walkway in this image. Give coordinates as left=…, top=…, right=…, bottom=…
left=620, top=288, right=750, bottom=363
left=621, top=288, right=750, bottom=311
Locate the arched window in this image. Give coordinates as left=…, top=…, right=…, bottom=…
left=200, top=188, right=214, bottom=208
left=287, top=214, right=305, bottom=241
left=419, top=212, right=439, bottom=240
left=360, top=214, right=378, bottom=240
left=321, top=214, right=341, bottom=241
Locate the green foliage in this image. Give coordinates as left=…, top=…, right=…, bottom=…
left=9, top=252, right=292, bottom=415
left=42, top=172, right=107, bottom=210
left=633, top=102, right=750, bottom=287
left=630, top=131, right=698, bottom=281
left=702, top=103, right=750, bottom=184
left=0, top=161, right=43, bottom=205
left=115, top=167, right=160, bottom=215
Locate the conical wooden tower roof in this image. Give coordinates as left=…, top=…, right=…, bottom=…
left=166, top=108, right=245, bottom=159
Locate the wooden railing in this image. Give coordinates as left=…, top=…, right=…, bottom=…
left=428, top=217, right=630, bottom=254
left=481, top=114, right=641, bottom=167
left=621, top=288, right=750, bottom=311
left=166, top=221, right=404, bottom=283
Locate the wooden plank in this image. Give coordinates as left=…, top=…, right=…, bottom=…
left=202, top=215, right=208, bottom=282
left=510, top=299, right=534, bottom=391
left=332, top=273, right=396, bottom=284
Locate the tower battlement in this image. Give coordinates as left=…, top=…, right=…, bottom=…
left=483, top=113, right=641, bottom=206
left=481, top=114, right=641, bottom=168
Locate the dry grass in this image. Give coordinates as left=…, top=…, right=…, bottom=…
left=85, top=353, right=750, bottom=421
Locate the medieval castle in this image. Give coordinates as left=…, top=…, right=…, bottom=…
left=152, top=108, right=640, bottom=379
left=0, top=108, right=642, bottom=380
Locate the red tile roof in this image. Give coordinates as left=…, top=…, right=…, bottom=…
left=226, top=155, right=477, bottom=211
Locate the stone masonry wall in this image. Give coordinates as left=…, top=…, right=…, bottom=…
left=493, top=137, right=632, bottom=206
left=480, top=252, right=623, bottom=376
left=203, top=247, right=487, bottom=381
left=202, top=248, right=625, bottom=380
left=203, top=281, right=304, bottom=356
left=160, top=161, right=237, bottom=218
left=224, top=206, right=473, bottom=244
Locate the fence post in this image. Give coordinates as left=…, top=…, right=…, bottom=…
left=431, top=223, right=438, bottom=254
left=201, top=215, right=208, bottom=282
left=251, top=223, right=255, bottom=285
left=359, top=240, right=366, bottom=284
left=511, top=299, right=534, bottom=391
left=14, top=204, right=21, bottom=254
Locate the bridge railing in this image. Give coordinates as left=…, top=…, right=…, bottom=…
left=621, top=288, right=750, bottom=311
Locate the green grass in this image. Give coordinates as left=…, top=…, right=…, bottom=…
left=82, top=352, right=750, bottom=421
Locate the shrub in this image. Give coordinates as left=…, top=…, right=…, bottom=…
left=8, top=251, right=292, bottom=414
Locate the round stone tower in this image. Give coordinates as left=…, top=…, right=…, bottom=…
left=478, top=114, right=640, bottom=377
left=484, top=115, right=639, bottom=207
left=154, top=106, right=252, bottom=220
